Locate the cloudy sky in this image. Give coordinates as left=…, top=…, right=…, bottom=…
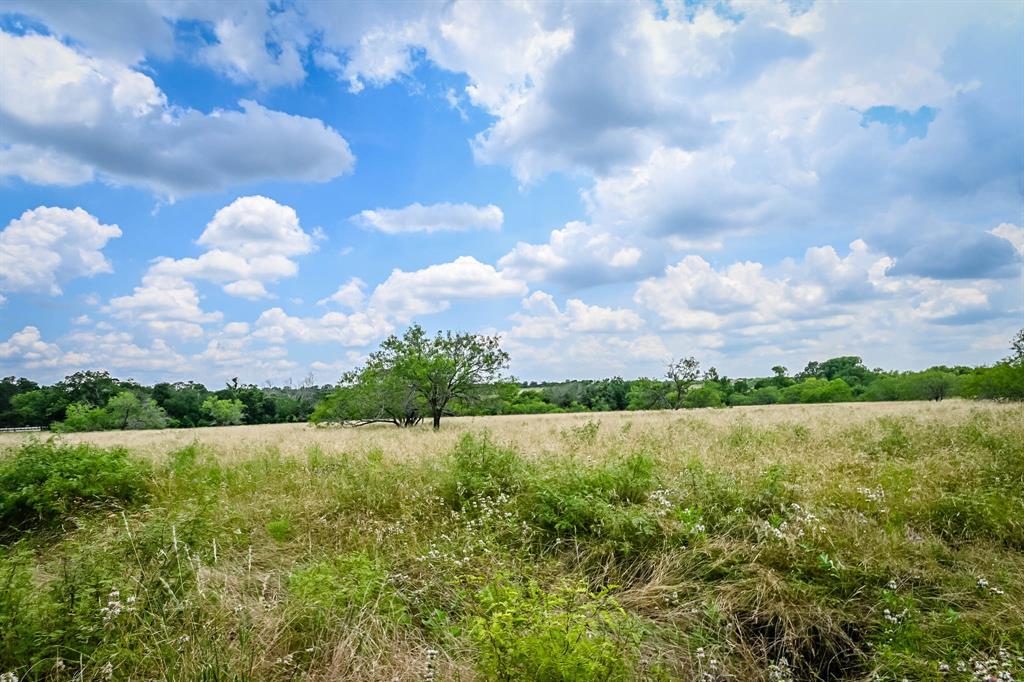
left=1, top=0, right=1021, bottom=386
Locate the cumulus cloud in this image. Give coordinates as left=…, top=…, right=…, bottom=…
left=0, top=31, right=354, bottom=196
left=317, top=278, right=367, bottom=309
left=252, top=307, right=391, bottom=347
left=498, top=221, right=658, bottom=287
left=0, top=326, right=88, bottom=369
left=0, top=206, right=121, bottom=296
left=352, top=202, right=503, bottom=234
left=148, top=196, right=314, bottom=300
left=105, top=272, right=222, bottom=340
left=509, top=291, right=643, bottom=339
left=369, top=256, right=527, bottom=323
left=990, top=223, right=1024, bottom=257
left=633, top=240, right=998, bottom=337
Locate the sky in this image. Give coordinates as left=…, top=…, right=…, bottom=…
left=0, top=0, right=1022, bottom=387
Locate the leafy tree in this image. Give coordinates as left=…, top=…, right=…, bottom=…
left=202, top=397, right=246, bottom=426
left=683, top=385, right=723, bottom=408
left=910, top=370, right=958, bottom=401
left=55, top=402, right=111, bottom=432
left=780, top=377, right=855, bottom=403
left=152, top=382, right=210, bottom=427
left=104, top=391, right=168, bottom=430
left=311, top=367, right=421, bottom=427
left=625, top=378, right=670, bottom=410
left=56, top=370, right=122, bottom=407
left=961, top=363, right=1024, bottom=401
left=666, top=356, right=700, bottom=409
left=362, top=325, right=510, bottom=430
left=11, top=388, right=68, bottom=427
left=0, top=377, right=38, bottom=427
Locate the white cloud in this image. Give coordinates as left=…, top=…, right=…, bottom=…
left=369, top=256, right=527, bottom=322
left=105, top=272, right=222, bottom=339
left=0, top=206, right=121, bottom=295
left=0, top=144, right=94, bottom=185
left=253, top=307, right=391, bottom=347
left=148, top=196, right=314, bottom=299
left=990, top=223, right=1024, bottom=257
left=633, top=240, right=999, bottom=339
left=352, top=202, right=503, bottom=234
left=509, top=291, right=643, bottom=339
left=0, top=31, right=354, bottom=196
left=498, top=221, right=656, bottom=286
left=0, top=326, right=87, bottom=369
left=317, top=277, right=367, bottom=309
left=64, top=330, right=189, bottom=372
left=198, top=195, right=313, bottom=257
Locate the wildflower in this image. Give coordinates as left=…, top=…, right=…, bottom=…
left=977, top=577, right=990, bottom=590
left=100, top=662, right=114, bottom=680
left=887, top=579, right=898, bottom=590
left=423, top=649, right=439, bottom=682
left=0, top=672, right=18, bottom=682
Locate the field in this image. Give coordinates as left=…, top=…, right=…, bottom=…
left=1, top=401, right=1022, bottom=681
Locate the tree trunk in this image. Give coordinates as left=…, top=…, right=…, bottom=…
left=432, top=412, right=441, bottom=430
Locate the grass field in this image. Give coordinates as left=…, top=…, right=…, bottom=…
left=1, top=400, right=1022, bottom=680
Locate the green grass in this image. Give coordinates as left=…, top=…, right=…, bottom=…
left=0, top=408, right=1022, bottom=680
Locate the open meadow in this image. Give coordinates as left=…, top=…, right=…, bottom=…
left=1, top=400, right=1022, bottom=681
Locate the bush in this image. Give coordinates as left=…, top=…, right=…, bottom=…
left=289, top=552, right=408, bottom=629
left=438, top=432, right=528, bottom=510
left=53, top=401, right=110, bottom=432
left=0, top=440, right=150, bottom=538
left=961, top=363, right=1024, bottom=401
left=526, top=452, right=661, bottom=551
left=469, top=577, right=640, bottom=681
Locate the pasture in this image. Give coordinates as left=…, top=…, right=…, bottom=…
left=1, top=401, right=1022, bottom=680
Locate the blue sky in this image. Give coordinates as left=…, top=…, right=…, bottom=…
left=0, top=0, right=1021, bottom=386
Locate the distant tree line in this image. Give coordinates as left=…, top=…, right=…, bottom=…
left=3, top=329, right=1021, bottom=432
left=313, top=329, right=1024, bottom=426
left=0, top=371, right=332, bottom=431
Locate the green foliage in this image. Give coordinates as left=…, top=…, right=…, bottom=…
left=961, top=362, right=1024, bottom=400
left=469, top=578, right=640, bottom=681
left=104, top=391, right=168, bottom=430
left=683, top=385, right=723, bottom=408
left=526, top=452, right=660, bottom=551
left=0, top=441, right=149, bottom=538
left=438, top=432, right=528, bottom=509
left=0, top=376, right=38, bottom=428
left=53, top=401, right=110, bottom=432
left=289, top=552, right=408, bottom=627
left=780, top=377, right=855, bottom=403
left=311, top=366, right=421, bottom=426
left=10, top=387, right=68, bottom=427
left=265, top=518, right=294, bottom=542
left=202, top=396, right=245, bottom=425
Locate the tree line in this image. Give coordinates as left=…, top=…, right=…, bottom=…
left=311, top=328, right=1024, bottom=428
left=2, top=329, right=1021, bottom=432
left=0, top=372, right=332, bottom=432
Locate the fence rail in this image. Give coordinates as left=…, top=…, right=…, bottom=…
left=0, top=426, right=45, bottom=433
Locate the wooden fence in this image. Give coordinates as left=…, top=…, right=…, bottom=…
left=0, top=426, right=45, bottom=433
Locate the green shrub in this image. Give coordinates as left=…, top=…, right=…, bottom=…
left=289, top=552, right=408, bottom=628
left=526, top=452, right=660, bottom=551
left=0, top=440, right=150, bottom=538
left=469, top=577, right=640, bottom=681
left=438, top=432, right=528, bottom=510
left=52, top=401, right=110, bottom=432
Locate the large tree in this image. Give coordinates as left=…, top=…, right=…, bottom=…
left=360, top=325, right=510, bottom=430
left=666, top=356, right=701, bottom=409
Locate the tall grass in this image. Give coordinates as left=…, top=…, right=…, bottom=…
left=0, top=402, right=1021, bottom=680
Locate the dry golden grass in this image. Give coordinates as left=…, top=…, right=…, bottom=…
left=3, top=399, right=1015, bottom=463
